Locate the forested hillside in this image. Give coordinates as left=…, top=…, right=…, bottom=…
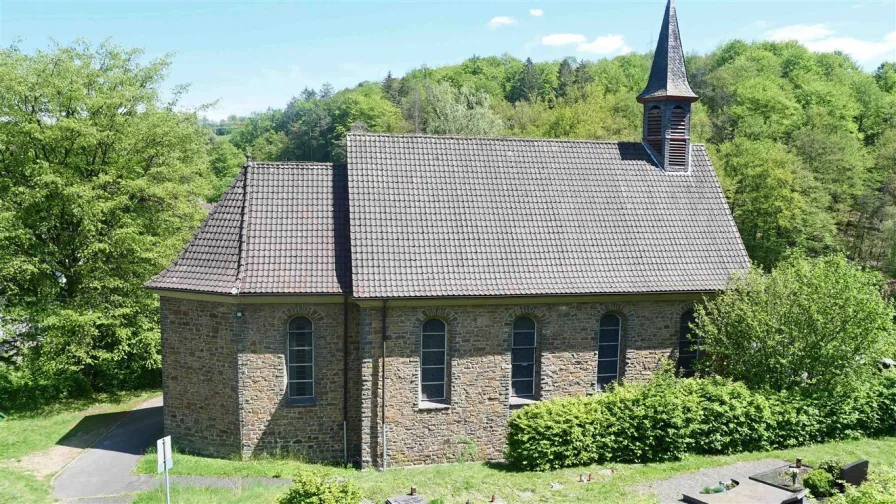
left=208, top=42, right=896, bottom=272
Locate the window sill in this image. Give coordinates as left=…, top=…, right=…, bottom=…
left=285, top=397, right=317, bottom=408
left=509, top=396, right=539, bottom=407
left=416, top=400, right=450, bottom=411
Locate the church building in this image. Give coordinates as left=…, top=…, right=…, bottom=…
left=146, top=0, right=748, bottom=468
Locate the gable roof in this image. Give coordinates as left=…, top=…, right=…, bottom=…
left=148, top=134, right=749, bottom=299
left=348, top=133, right=748, bottom=299
left=637, top=0, right=698, bottom=103
left=146, top=162, right=350, bottom=295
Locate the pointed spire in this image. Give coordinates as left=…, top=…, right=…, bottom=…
left=637, top=0, right=698, bottom=103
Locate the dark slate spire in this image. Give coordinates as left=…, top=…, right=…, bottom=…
left=637, top=0, right=698, bottom=103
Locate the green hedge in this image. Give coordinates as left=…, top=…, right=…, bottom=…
left=505, top=372, right=896, bottom=471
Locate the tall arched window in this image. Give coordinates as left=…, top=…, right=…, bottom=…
left=511, top=316, right=537, bottom=398
left=677, top=310, right=699, bottom=377
left=421, top=319, right=447, bottom=402
left=597, top=314, right=622, bottom=389
left=287, top=316, right=314, bottom=399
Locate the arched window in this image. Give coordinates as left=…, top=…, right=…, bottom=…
left=597, top=314, right=622, bottom=389
left=287, top=316, right=314, bottom=399
left=677, top=310, right=699, bottom=377
left=511, top=316, right=537, bottom=398
left=421, top=319, right=447, bottom=402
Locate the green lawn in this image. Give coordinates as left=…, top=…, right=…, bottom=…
left=132, top=437, right=896, bottom=504
left=0, top=389, right=161, bottom=461
left=0, top=389, right=161, bottom=504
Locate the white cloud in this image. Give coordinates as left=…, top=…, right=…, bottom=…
left=764, top=24, right=896, bottom=63
left=541, top=33, right=587, bottom=46
left=765, top=23, right=834, bottom=42
left=578, top=34, right=632, bottom=55
left=541, top=32, right=633, bottom=56
left=487, top=16, right=516, bottom=29
left=529, top=8, right=543, bottom=17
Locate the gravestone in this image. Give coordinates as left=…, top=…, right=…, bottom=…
left=841, top=460, right=869, bottom=488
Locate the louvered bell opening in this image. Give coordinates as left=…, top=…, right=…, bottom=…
left=669, top=106, right=688, bottom=137
left=667, top=138, right=688, bottom=169
left=645, top=107, right=663, bottom=160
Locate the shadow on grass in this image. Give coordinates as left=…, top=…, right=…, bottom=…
left=484, top=461, right=523, bottom=473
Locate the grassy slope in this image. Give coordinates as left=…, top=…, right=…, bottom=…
left=0, top=390, right=161, bottom=504
left=132, top=437, right=896, bottom=504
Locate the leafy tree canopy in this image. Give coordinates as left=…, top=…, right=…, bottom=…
left=0, top=40, right=212, bottom=396
left=694, top=255, right=896, bottom=395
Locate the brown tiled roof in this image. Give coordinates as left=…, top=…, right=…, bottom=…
left=347, top=133, right=748, bottom=298
left=146, top=162, right=350, bottom=295
left=149, top=133, right=748, bottom=298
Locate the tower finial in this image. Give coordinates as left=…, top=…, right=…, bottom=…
left=245, top=151, right=253, bottom=164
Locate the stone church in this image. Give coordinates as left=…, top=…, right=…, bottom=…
left=146, top=0, right=748, bottom=469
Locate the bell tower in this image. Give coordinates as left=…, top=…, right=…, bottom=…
left=638, top=0, right=698, bottom=172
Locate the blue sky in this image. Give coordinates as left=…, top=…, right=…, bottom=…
left=2, top=1, right=894, bottom=120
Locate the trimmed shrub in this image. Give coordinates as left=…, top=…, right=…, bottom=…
left=278, top=471, right=361, bottom=504
left=687, top=377, right=775, bottom=454
left=804, top=469, right=836, bottom=498
left=505, top=371, right=896, bottom=471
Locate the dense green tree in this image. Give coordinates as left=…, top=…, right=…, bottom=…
left=556, top=57, right=576, bottom=100
left=715, top=138, right=837, bottom=267
left=874, top=62, right=896, bottom=94
left=209, top=138, right=244, bottom=201
left=510, top=57, right=542, bottom=103
left=423, top=83, right=503, bottom=136
left=381, top=71, right=401, bottom=105
left=695, top=255, right=895, bottom=395
left=0, top=41, right=212, bottom=395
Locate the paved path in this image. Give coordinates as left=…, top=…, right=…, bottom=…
left=52, top=396, right=291, bottom=503
left=632, top=459, right=790, bottom=504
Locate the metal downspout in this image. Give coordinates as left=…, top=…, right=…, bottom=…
left=381, top=299, right=388, bottom=470
left=342, top=294, right=349, bottom=466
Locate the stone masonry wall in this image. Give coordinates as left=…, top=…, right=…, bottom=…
left=160, top=297, right=361, bottom=462
left=160, top=297, right=242, bottom=457
left=237, top=302, right=360, bottom=462
left=361, top=298, right=695, bottom=468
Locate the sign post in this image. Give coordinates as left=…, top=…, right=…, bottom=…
left=156, top=435, right=173, bottom=504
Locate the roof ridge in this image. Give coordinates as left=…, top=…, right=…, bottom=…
left=252, top=161, right=335, bottom=167
left=347, top=131, right=644, bottom=145
left=234, top=161, right=251, bottom=295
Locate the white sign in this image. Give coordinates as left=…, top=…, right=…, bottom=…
left=157, top=435, right=173, bottom=504
left=157, top=435, right=173, bottom=473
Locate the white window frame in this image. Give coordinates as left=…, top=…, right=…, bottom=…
left=287, top=316, right=314, bottom=400
left=597, top=314, right=622, bottom=390
left=420, top=319, right=447, bottom=403
left=511, top=316, right=537, bottom=399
